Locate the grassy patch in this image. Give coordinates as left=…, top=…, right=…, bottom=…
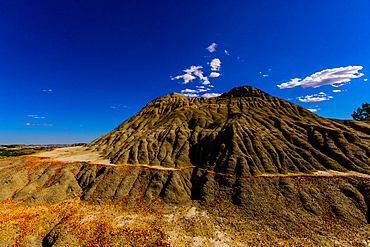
left=0, top=145, right=52, bottom=159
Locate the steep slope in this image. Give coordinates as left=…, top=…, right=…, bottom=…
left=1, top=156, right=370, bottom=246
left=2, top=86, right=370, bottom=246
left=89, top=86, right=370, bottom=175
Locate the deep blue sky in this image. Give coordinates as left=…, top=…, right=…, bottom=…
left=1, top=0, right=369, bottom=144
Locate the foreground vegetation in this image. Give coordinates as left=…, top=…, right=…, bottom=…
left=0, top=145, right=52, bottom=159
left=0, top=144, right=85, bottom=159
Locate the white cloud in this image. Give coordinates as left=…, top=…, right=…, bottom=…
left=332, top=83, right=345, bottom=88
left=172, top=66, right=209, bottom=85
left=277, top=66, right=364, bottom=89
left=208, top=85, right=214, bottom=88
left=22, top=123, right=53, bottom=126
left=189, top=66, right=210, bottom=85
left=28, top=115, right=45, bottom=119
left=206, top=43, right=217, bottom=53
left=209, top=72, right=220, bottom=78
left=202, top=93, right=221, bottom=98
left=263, top=74, right=269, bottom=77
left=333, top=90, right=342, bottom=93
left=365, top=79, right=368, bottom=81
left=225, top=50, right=230, bottom=55
left=209, top=58, right=221, bottom=71
left=297, top=93, right=333, bottom=103
left=43, top=89, right=52, bottom=92
left=183, top=93, right=199, bottom=97
left=181, top=87, right=211, bottom=95
left=308, top=109, right=318, bottom=112
left=181, top=89, right=198, bottom=93
left=171, top=73, right=196, bottom=84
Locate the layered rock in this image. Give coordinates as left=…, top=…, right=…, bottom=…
left=2, top=86, right=370, bottom=245
left=88, top=86, right=370, bottom=175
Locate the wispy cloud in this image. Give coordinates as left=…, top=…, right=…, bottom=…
left=181, top=89, right=198, bottom=93
left=110, top=104, right=128, bottom=109
left=297, top=92, right=333, bottom=102
left=333, top=90, right=342, bottom=93
left=206, top=43, right=217, bottom=53
left=278, top=66, right=364, bottom=89
left=308, top=108, right=320, bottom=112
left=183, top=93, right=199, bottom=98
left=28, top=115, right=45, bottom=119
left=171, top=73, right=196, bottom=84
left=181, top=87, right=210, bottom=95
left=43, top=89, right=52, bottom=92
left=202, top=93, right=221, bottom=98
left=209, top=58, right=221, bottom=71
left=262, top=74, right=269, bottom=77
left=22, top=123, right=54, bottom=126
left=171, top=65, right=210, bottom=85
left=209, top=72, right=220, bottom=78
left=225, top=50, right=230, bottom=55
left=365, top=79, right=368, bottom=82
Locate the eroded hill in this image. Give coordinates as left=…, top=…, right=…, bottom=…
left=1, top=86, right=370, bottom=246
left=89, top=86, right=370, bottom=175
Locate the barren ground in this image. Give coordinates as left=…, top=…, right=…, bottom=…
left=31, top=146, right=113, bottom=165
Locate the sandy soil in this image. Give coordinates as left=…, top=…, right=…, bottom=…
left=30, top=146, right=194, bottom=171
left=30, top=146, right=113, bottom=165
left=314, top=169, right=370, bottom=178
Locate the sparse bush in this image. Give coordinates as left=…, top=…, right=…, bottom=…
left=212, top=118, right=222, bottom=126
left=352, top=102, right=370, bottom=121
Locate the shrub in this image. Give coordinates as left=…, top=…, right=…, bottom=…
left=212, top=118, right=222, bottom=125
left=352, top=102, right=370, bottom=121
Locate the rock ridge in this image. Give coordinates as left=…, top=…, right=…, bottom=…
left=88, top=85, right=370, bottom=177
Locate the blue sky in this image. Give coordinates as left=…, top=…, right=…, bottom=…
left=1, top=0, right=369, bottom=144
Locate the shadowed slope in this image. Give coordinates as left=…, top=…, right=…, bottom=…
left=88, top=86, right=370, bottom=175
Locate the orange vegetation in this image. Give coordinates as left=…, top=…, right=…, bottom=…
left=0, top=198, right=171, bottom=246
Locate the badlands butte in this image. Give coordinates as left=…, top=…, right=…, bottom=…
left=1, top=86, right=370, bottom=246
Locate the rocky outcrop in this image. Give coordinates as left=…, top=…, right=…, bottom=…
left=88, top=86, right=370, bottom=175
